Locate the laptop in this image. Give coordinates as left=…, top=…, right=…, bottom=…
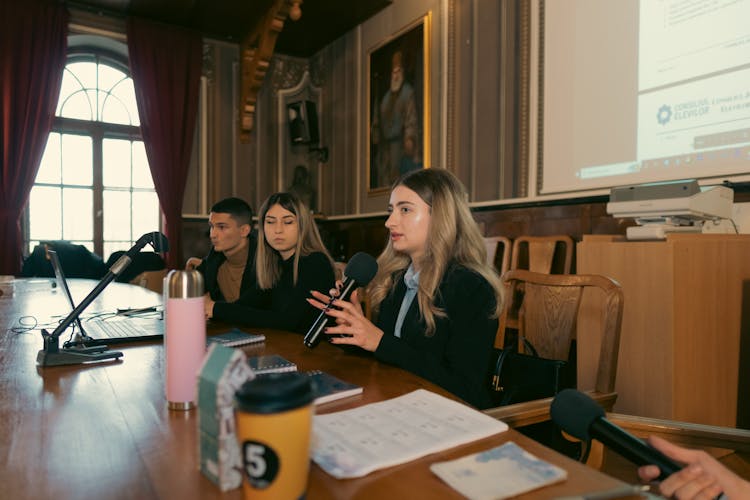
left=48, top=249, right=164, bottom=345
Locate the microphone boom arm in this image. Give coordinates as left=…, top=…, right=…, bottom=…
left=37, top=232, right=168, bottom=366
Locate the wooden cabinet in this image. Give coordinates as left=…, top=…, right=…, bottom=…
left=577, top=234, right=750, bottom=427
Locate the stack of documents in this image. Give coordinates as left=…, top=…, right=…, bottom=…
left=311, top=389, right=508, bottom=479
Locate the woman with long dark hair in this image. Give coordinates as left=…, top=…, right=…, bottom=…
left=206, top=192, right=335, bottom=333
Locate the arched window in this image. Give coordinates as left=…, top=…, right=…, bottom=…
left=26, top=37, right=160, bottom=261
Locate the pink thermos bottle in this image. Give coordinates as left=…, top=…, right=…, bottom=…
left=164, top=269, right=206, bottom=410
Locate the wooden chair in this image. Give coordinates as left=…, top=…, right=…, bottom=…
left=484, top=236, right=512, bottom=276
left=130, top=269, right=168, bottom=294
left=486, top=270, right=624, bottom=461
left=510, top=235, right=574, bottom=274
left=501, top=235, right=575, bottom=340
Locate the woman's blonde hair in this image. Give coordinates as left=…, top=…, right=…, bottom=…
left=368, top=168, right=504, bottom=335
left=256, top=192, right=335, bottom=289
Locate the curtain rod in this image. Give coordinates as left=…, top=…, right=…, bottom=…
left=68, top=6, right=126, bottom=41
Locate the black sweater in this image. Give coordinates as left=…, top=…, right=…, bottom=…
left=212, top=251, right=335, bottom=333
left=374, top=264, right=498, bottom=409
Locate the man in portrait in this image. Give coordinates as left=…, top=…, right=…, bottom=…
left=371, top=49, right=420, bottom=189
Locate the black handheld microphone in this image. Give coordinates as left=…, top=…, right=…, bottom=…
left=303, top=252, right=378, bottom=348
left=551, top=389, right=681, bottom=480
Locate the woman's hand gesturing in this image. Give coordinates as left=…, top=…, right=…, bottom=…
left=306, top=288, right=384, bottom=352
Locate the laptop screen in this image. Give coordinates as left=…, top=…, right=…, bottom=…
left=47, top=248, right=164, bottom=345
left=47, top=249, right=86, bottom=336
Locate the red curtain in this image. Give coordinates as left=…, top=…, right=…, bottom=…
left=0, top=1, right=68, bottom=275
left=127, top=18, right=202, bottom=270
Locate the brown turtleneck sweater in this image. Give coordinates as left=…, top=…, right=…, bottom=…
left=216, top=242, right=249, bottom=303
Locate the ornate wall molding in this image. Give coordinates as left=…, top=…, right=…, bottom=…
left=518, top=0, right=531, bottom=197
left=270, top=54, right=310, bottom=91
left=535, top=0, right=545, bottom=195
left=202, top=42, right=214, bottom=84
left=445, top=0, right=456, bottom=170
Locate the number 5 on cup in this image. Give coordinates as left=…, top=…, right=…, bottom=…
left=242, top=440, right=280, bottom=488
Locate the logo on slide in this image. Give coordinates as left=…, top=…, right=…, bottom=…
left=657, top=105, right=672, bottom=125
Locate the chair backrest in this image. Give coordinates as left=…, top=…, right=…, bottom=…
left=510, top=235, right=574, bottom=274
left=22, top=241, right=106, bottom=279
left=131, top=269, right=168, bottom=294
left=484, top=236, right=512, bottom=275
left=499, top=269, right=624, bottom=395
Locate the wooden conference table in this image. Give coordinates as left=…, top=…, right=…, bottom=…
left=0, top=278, right=635, bottom=499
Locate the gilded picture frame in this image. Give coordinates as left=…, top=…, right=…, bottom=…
left=367, top=13, right=431, bottom=193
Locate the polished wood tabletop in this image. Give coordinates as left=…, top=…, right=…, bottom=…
left=0, top=278, right=634, bottom=499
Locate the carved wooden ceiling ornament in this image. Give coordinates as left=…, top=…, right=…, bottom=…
left=239, top=0, right=296, bottom=143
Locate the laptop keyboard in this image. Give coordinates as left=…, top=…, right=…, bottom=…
left=84, top=318, right=163, bottom=339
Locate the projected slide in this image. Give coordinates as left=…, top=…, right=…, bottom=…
left=639, top=0, right=750, bottom=90
left=543, top=0, right=750, bottom=195
left=636, top=0, right=750, bottom=179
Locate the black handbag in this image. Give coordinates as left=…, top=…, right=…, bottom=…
left=489, top=340, right=575, bottom=406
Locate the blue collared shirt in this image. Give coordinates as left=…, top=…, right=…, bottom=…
left=394, top=264, right=420, bottom=338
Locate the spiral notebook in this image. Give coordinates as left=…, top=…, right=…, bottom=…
left=306, top=370, right=363, bottom=405
left=206, top=329, right=265, bottom=347
left=247, top=354, right=297, bottom=375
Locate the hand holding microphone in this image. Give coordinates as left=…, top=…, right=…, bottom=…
left=303, top=252, right=378, bottom=348
left=551, top=389, right=741, bottom=499
left=638, top=435, right=746, bottom=500
left=551, top=389, right=682, bottom=479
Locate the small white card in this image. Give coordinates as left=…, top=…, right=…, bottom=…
left=430, top=441, right=567, bottom=500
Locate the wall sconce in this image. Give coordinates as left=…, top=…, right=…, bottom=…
left=289, top=1, right=303, bottom=21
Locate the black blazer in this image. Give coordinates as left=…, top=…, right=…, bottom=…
left=375, top=264, right=498, bottom=409
left=212, top=251, right=335, bottom=333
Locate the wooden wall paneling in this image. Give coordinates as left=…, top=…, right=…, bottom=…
left=181, top=218, right=211, bottom=265
left=320, top=35, right=358, bottom=216
left=473, top=1, right=503, bottom=202
left=672, top=237, right=749, bottom=426
left=183, top=97, right=202, bottom=215
left=254, top=82, right=275, bottom=202
left=453, top=0, right=475, bottom=188
left=577, top=236, right=675, bottom=420
left=738, top=281, right=750, bottom=427
left=218, top=43, right=242, bottom=200
left=316, top=198, right=629, bottom=262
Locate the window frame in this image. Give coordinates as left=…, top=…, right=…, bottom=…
left=23, top=44, right=160, bottom=261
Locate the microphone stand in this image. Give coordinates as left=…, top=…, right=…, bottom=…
left=37, top=232, right=168, bottom=367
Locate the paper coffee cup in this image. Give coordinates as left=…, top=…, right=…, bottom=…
left=0, top=276, right=14, bottom=297
left=235, top=372, right=314, bottom=500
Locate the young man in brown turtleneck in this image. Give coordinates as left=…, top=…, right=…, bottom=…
left=188, top=197, right=262, bottom=321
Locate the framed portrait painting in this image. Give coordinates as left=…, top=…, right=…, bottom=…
left=367, top=13, right=431, bottom=193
